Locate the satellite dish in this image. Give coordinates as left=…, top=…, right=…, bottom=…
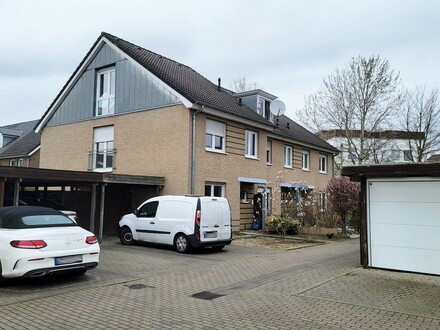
left=270, top=99, right=286, bottom=117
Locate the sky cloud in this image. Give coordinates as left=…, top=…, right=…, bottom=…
left=0, top=0, right=439, bottom=127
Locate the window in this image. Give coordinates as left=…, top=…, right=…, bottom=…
left=96, top=67, right=115, bottom=116
left=205, top=182, right=225, bottom=197
left=205, top=119, right=225, bottom=152
left=319, top=154, right=328, bottom=173
left=93, top=126, right=115, bottom=172
left=17, top=159, right=24, bottom=167
left=266, top=140, right=272, bottom=164
left=9, top=159, right=15, bottom=167
left=245, top=130, right=258, bottom=158
left=389, top=149, right=400, bottom=161
left=403, top=150, right=412, bottom=161
left=302, top=150, right=310, bottom=170
left=284, top=145, right=292, bottom=168
left=138, top=201, right=159, bottom=218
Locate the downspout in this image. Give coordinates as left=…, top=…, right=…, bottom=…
left=191, top=105, right=204, bottom=195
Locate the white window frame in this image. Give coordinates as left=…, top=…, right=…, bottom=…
left=96, top=67, right=116, bottom=116
left=205, top=119, right=226, bottom=153
left=245, top=130, right=258, bottom=159
left=266, top=139, right=272, bottom=164
left=205, top=182, right=225, bottom=197
left=93, top=126, right=115, bottom=172
left=302, top=150, right=310, bottom=170
left=9, top=159, right=15, bottom=167
left=319, top=154, right=328, bottom=173
left=17, top=158, right=23, bottom=167
left=284, top=145, right=292, bottom=168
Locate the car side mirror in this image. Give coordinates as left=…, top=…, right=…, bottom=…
left=133, top=209, right=139, bottom=217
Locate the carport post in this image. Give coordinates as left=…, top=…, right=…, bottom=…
left=90, top=183, right=97, bottom=233
left=98, top=183, right=106, bottom=242
left=0, top=178, right=5, bottom=207
left=13, top=179, right=21, bottom=206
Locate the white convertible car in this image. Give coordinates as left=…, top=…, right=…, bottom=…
left=0, top=206, right=100, bottom=285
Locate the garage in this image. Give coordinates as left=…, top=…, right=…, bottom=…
left=342, top=163, right=440, bottom=276
left=368, top=178, right=440, bottom=275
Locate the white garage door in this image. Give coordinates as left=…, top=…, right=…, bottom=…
left=368, top=178, right=440, bottom=275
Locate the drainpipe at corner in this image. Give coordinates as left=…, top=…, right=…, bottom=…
left=191, top=105, right=204, bottom=195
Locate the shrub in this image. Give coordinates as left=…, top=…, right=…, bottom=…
left=267, top=215, right=300, bottom=238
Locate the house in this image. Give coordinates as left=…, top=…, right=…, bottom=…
left=35, top=32, right=338, bottom=232
left=0, top=120, right=40, bottom=168
left=320, top=129, right=425, bottom=174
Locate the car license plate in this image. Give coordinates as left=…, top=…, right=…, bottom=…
left=203, top=231, right=217, bottom=239
left=55, top=255, right=83, bottom=265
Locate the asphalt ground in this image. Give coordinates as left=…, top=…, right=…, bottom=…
left=0, top=237, right=439, bottom=329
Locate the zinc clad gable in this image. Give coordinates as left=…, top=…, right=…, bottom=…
left=46, top=43, right=182, bottom=127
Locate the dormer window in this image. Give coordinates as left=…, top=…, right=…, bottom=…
left=257, top=96, right=272, bottom=121
left=96, top=67, right=115, bottom=116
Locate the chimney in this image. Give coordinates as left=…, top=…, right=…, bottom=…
left=218, top=78, right=221, bottom=91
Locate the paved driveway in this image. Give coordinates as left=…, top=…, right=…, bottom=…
left=1, top=237, right=439, bottom=329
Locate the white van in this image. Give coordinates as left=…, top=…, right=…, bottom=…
left=117, top=195, right=232, bottom=253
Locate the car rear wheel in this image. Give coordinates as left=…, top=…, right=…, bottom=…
left=0, top=264, right=6, bottom=287
left=120, top=227, right=134, bottom=245
left=174, top=234, right=191, bottom=253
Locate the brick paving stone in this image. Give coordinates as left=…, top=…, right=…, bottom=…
left=0, top=238, right=439, bottom=329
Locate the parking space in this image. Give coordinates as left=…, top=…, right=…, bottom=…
left=1, top=238, right=439, bottom=329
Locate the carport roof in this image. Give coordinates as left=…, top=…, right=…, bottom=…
left=0, top=166, right=165, bottom=186
left=342, top=162, right=440, bottom=182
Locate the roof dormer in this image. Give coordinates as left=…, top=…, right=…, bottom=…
left=233, top=89, right=277, bottom=122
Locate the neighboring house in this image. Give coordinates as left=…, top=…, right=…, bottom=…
left=427, top=154, right=440, bottom=162
left=320, top=129, right=425, bottom=173
left=0, top=120, right=40, bottom=168
left=35, top=32, right=338, bottom=231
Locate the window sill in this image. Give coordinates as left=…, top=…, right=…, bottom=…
left=206, top=148, right=227, bottom=155
left=245, top=156, right=259, bottom=161
left=319, top=171, right=328, bottom=174
left=302, top=168, right=310, bottom=172
left=267, top=163, right=272, bottom=166
left=284, top=166, right=293, bottom=169
left=92, top=168, right=113, bottom=173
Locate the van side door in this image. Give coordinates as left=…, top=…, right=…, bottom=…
left=134, top=201, right=158, bottom=243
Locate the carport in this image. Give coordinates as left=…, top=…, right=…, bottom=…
left=342, top=162, right=440, bottom=276
left=0, top=166, right=165, bottom=240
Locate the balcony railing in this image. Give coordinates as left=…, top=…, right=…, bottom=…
left=87, top=149, right=116, bottom=172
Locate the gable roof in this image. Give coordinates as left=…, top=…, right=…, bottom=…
left=35, top=32, right=336, bottom=153
left=35, top=32, right=274, bottom=132
left=0, top=120, right=40, bottom=159
left=275, top=116, right=339, bottom=153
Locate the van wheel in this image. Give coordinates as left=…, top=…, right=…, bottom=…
left=174, top=234, right=191, bottom=253
left=120, top=227, right=134, bottom=245
left=212, top=245, right=225, bottom=251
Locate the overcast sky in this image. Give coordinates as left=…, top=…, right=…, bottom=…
left=0, top=0, right=439, bottom=127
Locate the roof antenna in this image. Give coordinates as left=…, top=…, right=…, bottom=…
left=218, top=78, right=221, bottom=91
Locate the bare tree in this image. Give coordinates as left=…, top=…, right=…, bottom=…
left=230, top=76, right=257, bottom=92
left=400, top=86, right=440, bottom=162
left=299, top=55, right=403, bottom=165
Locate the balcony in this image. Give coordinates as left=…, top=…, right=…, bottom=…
left=88, top=149, right=116, bottom=172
